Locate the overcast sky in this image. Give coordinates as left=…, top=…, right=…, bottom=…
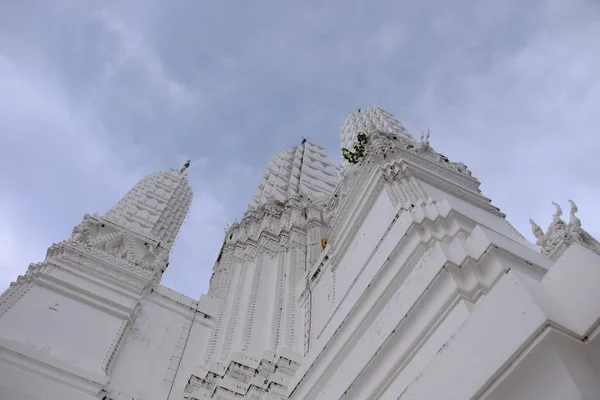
left=1, top=0, right=599, bottom=299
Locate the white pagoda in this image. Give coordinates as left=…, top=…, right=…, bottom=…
left=1, top=106, right=600, bottom=400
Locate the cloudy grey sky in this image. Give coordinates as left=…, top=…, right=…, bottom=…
left=1, top=0, right=599, bottom=299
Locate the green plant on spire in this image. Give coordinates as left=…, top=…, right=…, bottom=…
left=342, top=132, right=368, bottom=164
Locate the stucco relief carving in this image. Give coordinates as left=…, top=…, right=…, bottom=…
left=530, top=200, right=600, bottom=260
left=67, top=213, right=171, bottom=280
left=368, top=127, right=396, bottom=160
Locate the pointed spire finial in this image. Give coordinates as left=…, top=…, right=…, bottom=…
left=180, top=160, right=191, bottom=173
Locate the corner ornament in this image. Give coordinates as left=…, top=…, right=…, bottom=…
left=530, top=200, right=600, bottom=260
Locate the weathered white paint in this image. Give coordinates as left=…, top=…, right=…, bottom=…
left=1, top=107, right=600, bottom=400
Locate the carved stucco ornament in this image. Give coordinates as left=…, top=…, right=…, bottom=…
left=530, top=200, right=600, bottom=260
left=70, top=214, right=100, bottom=244
left=68, top=213, right=171, bottom=277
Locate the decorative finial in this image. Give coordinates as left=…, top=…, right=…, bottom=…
left=530, top=199, right=600, bottom=259
left=551, top=201, right=563, bottom=218
left=568, top=199, right=581, bottom=229
left=568, top=199, right=578, bottom=215
left=420, top=128, right=431, bottom=142
left=529, top=219, right=544, bottom=240
left=180, top=160, right=191, bottom=173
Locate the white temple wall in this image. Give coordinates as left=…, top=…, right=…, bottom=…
left=49, top=266, right=138, bottom=307
left=334, top=188, right=396, bottom=310
left=107, top=286, right=213, bottom=400
left=0, top=361, right=98, bottom=400
left=289, top=194, right=561, bottom=399
left=484, top=331, right=600, bottom=400
left=0, top=285, right=122, bottom=372
left=306, top=185, right=397, bottom=355
left=383, top=244, right=600, bottom=399
left=168, top=297, right=216, bottom=400
left=310, top=240, right=474, bottom=400
left=374, top=299, right=473, bottom=399
left=290, top=207, right=424, bottom=398
left=310, top=268, right=335, bottom=344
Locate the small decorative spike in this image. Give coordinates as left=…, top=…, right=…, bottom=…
left=530, top=200, right=600, bottom=259
left=180, top=160, right=191, bottom=174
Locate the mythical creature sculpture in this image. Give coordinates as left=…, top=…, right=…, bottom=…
left=530, top=200, right=600, bottom=259
left=140, top=243, right=168, bottom=275
left=70, top=214, right=100, bottom=244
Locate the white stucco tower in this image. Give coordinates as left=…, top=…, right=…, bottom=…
left=0, top=168, right=208, bottom=400
left=182, top=141, right=340, bottom=397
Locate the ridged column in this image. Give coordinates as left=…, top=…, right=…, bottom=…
left=242, top=251, right=265, bottom=351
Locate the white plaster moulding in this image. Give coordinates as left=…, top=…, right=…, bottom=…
left=145, top=295, right=212, bottom=328
left=48, top=242, right=156, bottom=291
left=41, top=260, right=144, bottom=304
left=88, top=214, right=162, bottom=247
left=47, top=257, right=151, bottom=298
left=390, top=144, right=481, bottom=191
left=33, top=275, right=134, bottom=320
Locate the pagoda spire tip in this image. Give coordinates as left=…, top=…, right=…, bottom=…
left=180, top=160, right=191, bottom=173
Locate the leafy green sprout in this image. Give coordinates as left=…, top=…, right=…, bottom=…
left=341, top=132, right=368, bottom=164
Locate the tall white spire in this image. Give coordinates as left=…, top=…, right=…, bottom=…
left=103, top=168, right=193, bottom=251
left=249, top=140, right=339, bottom=209
left=340, top=105, right=415, bottom=152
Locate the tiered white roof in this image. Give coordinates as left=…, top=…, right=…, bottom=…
left=103, top=169, right=193, bottom=250
left=340, top=105, right=415, bottom=151
left=249, top=140, right=339, bottom=209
